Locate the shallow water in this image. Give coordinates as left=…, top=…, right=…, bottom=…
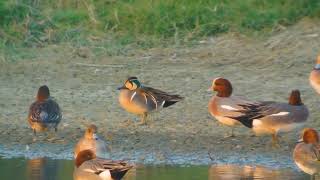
left=0, top=157, right=309, bottom=180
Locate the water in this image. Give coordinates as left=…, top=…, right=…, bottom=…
left=0, top=157, right=310, bottom=180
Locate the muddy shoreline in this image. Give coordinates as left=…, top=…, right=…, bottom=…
left=0, top=20, right=320, bottom=169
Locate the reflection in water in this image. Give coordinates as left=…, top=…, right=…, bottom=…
left=0, top=157, right=310, bottom=180
left=27, top=158, right=59, bottom=180
left=208, top=165, right=308, bottom=180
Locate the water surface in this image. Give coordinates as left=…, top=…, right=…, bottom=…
left=0, top=157, right=309, bottom=180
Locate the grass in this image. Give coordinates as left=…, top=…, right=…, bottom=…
left=0, top=0, right=320, bottom=59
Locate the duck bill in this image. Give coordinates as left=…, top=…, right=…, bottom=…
left=117, top=86, right=126, bottom=90
left=207, top=86, right=213, bottom=92
left=296, top=138, right=303, bottom=143
left=92, top=133, right=99, bottom=140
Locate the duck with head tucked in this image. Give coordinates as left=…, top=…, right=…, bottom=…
left=117, top=77, right=183, bottom=125
left=208, top=77, right=258, bottom=137
left=28, top=85, right=62, bottom=135
left=231, top=90, right=309, bottom=147
left=74, top=124, right=109, bottom=159
left=74, top=150, right=133, bottom=180
left=294, top=128, right=320, bottom=179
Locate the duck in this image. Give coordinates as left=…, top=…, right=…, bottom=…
left=117, top=76, right=183, bottom=125
left=208, top=77, right=258, bottom=137
left=74, top=124, right=109, bottom=159
left=293, top=128, right=320, bottom=179
left=231, top=90, right=309, bottom=146
left=73, top=150, right=133, bottom=180
left=310, top=55, right=320, bottom=95
left=28, top=85, right=62, bottom=135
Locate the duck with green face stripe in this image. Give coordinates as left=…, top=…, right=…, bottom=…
left=117, top=77, right=183, bottom=125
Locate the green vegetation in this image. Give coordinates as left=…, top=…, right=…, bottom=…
left=0, top=0, right=320, bottom=54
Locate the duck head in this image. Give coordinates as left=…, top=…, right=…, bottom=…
left=75, top=150, right=96, bottom=168
left=117, top=76, right=141, bottom=90
left=85, top=124, right=99, bottom=140
left=288, top=90, right=303, bottom=106
left=301, top=128, right=319, bottom=144
left=209, top=78, right=233, bottom=97
left=37, top=85, right=50, bottom=101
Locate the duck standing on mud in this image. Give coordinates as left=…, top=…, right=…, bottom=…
left=230, top=90, right=308, bottom=147
left=208, top=77, right=258, bottom=137
left=28, top=85, right=62, bottom=136
left=310, top=55, right=320, bottom=95
left=293, top=128, right=320, bottom=179
left=74, top=124, right=109, bottom=159
left=74, top=150, right=132, bottom=180
left=117, top=77, right=183, bottom=125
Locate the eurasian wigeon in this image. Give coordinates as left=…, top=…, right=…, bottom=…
left=293, top=128, right=320, bottom=178
left=73, top=150, right=132, bottom=180
left=208, top=77, right=258, bottom=137
left=231, top=90, right=308, bottom=146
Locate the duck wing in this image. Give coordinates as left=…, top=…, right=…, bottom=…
left=91, top=159, right=133, bottom=180
left=139, top=86, right=183, bottom=108
left=28, top=98, right=62, bottom=124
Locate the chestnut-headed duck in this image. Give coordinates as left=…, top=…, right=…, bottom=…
left=208, top=77, right=258, bottom=137
left=73, top=150, right=132, bottom=180
left=293, top=128, right=320, bottom=178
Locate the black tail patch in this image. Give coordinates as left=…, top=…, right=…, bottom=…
left=110, top=167, right=132, bottom=180
left=163, top=100, right=179, bottom=108
left=228, top=103, right=268, bottom=129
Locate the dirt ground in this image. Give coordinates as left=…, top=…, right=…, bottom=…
left=1, top=19, right=320, bottom=167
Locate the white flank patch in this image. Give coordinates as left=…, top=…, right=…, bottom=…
left=161, top=100, right=166, bottom=107
left=252, top=119, right=262, bottom=126
left=130, top=92, right=137, bottom=102
left=220, top=105, right=238, bottom=111
left=269, top=111, right=289, bottom=116
left=99, top=170, right=111, bottom=180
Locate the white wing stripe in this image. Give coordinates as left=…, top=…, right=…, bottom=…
left=130, top=92, right=137, bottom=102
left=221, top=105, right=239, bottom=111
left=269, top=112, right=289, bottom=116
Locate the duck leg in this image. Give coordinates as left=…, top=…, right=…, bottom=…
left=224, top=128, right=235, bottom=138
left=138, top=113, right=148, bottom=125
left=32, top=129, right=37, bottom=142
left=272, top=133, right=280, bottom=148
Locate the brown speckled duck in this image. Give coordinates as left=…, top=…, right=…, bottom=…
left=73, top=150, right=132, bottom=180
left=117, top=77, right=183, bottom=125
left=28, top=85, right=62, bottom=135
